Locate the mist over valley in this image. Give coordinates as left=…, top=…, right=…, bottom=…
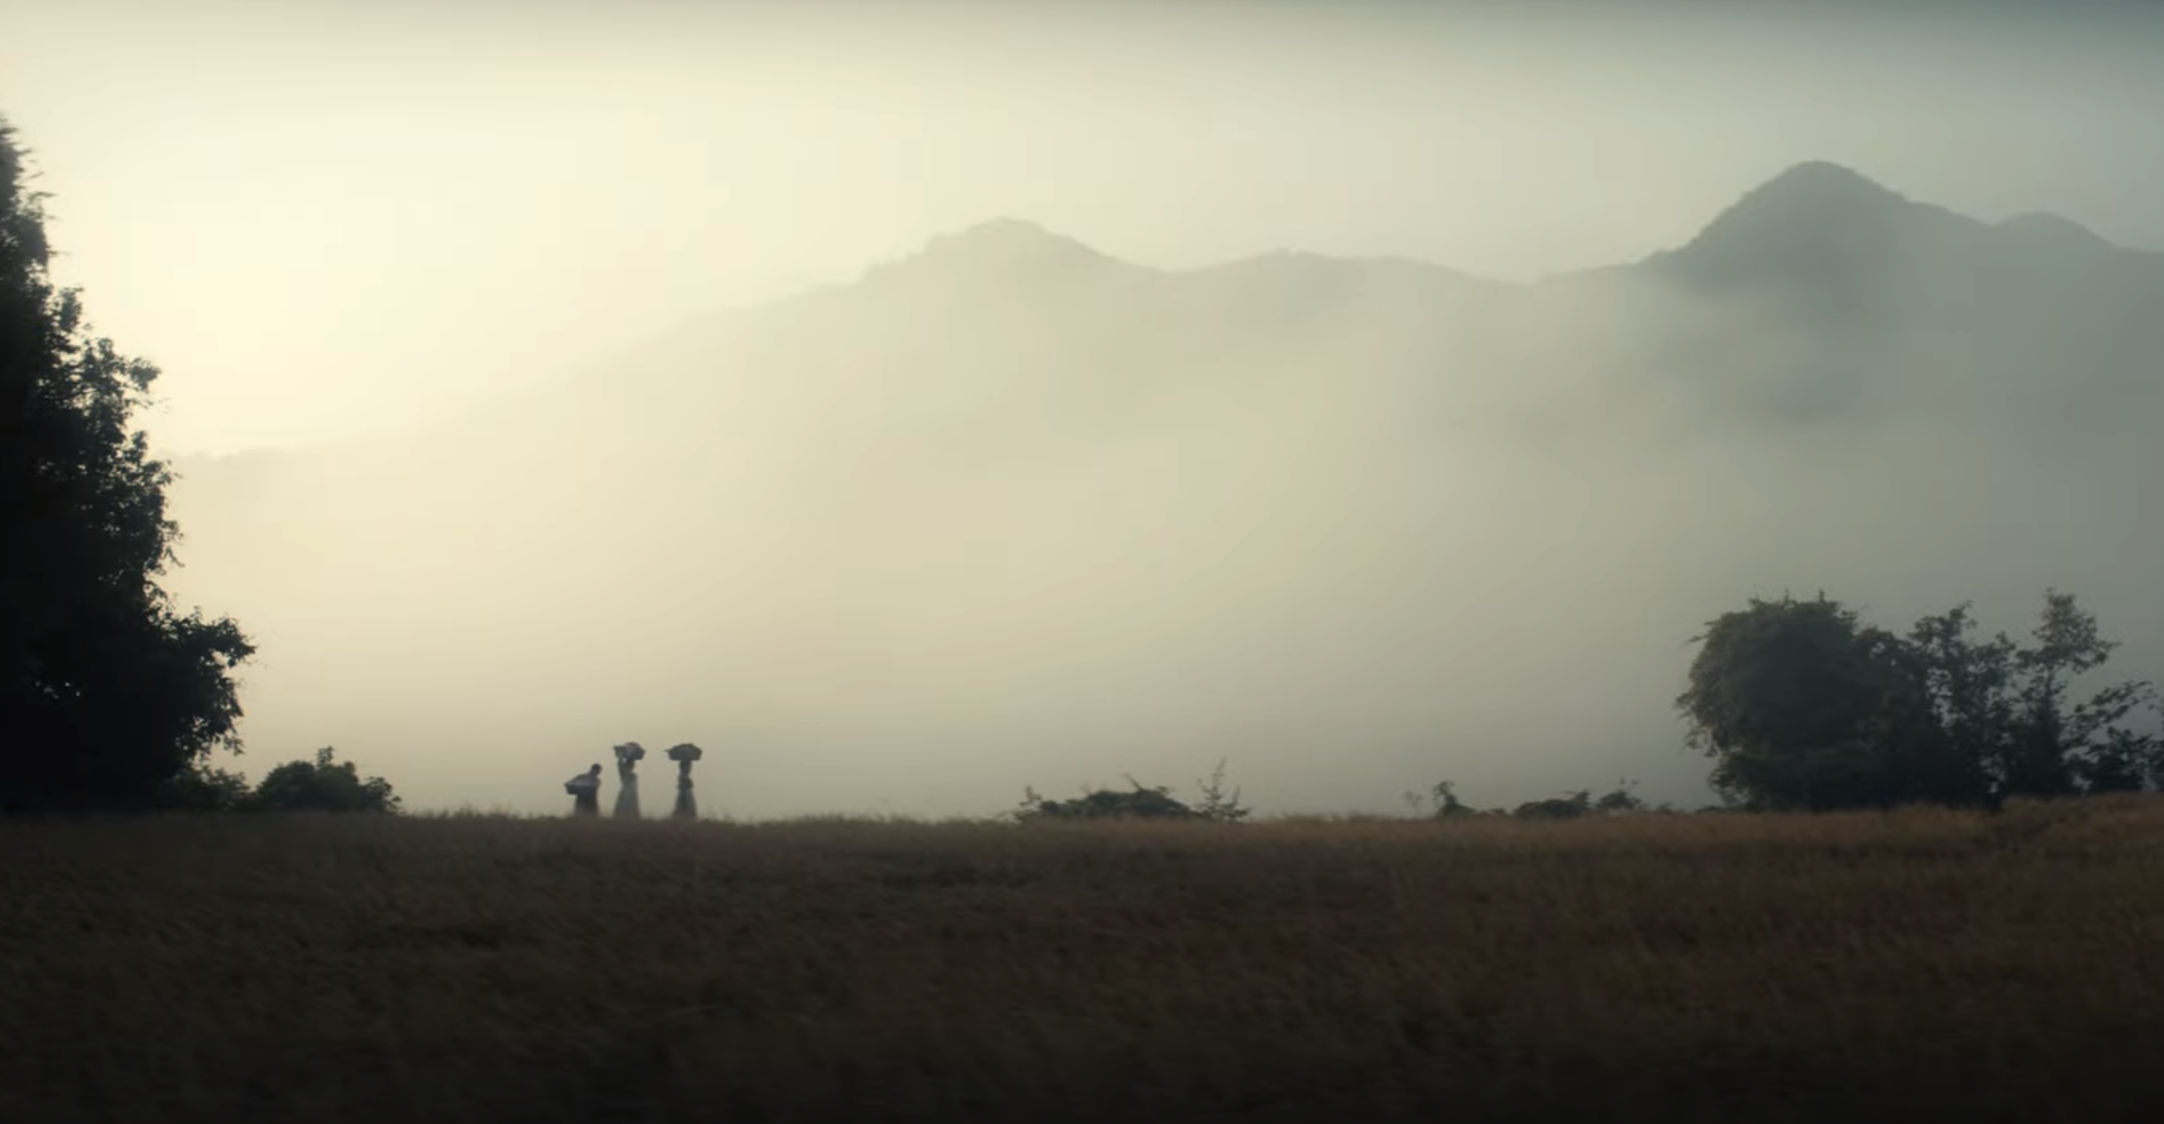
left=159, top=163, right=2164, bottom=817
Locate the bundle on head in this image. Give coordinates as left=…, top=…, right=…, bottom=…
left=613, top=742, right=646, bottom=763
left=665, top=743, right=703, bottom=763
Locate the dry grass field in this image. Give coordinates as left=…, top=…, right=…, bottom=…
left=7, top=798, right=2164, bottom=1123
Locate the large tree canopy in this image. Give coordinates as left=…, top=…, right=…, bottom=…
left=1679, top=590, right=2160, bottom=811
left=1, top=116, right=254, bottom=813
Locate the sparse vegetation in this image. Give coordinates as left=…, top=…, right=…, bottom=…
left=1190, top=757, right=1251, bottom=822
left=1403, top=779, right=1654, bottom=821
left=1016, top=759, right=1251, bottom=823
left=8, top=799, right=2164, bottom=1121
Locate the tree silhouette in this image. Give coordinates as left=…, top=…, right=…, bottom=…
left=251, top=747, right=400, bottom=814
left=1016, top=776, right=1201, bottom=821
left=155, top=760, right=253, bottom=813
left=1910, top=591, right=2160, bottom=800
left=1677, top=593, right=1914, bottom=810
left=1680, top=590, right=2158, bottom=810
left=1, top=117, right=253, bottom=813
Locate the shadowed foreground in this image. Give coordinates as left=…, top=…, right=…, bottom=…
left=7, top=800, right=2164, bottom=1123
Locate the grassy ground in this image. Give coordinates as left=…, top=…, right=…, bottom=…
left=6, top=798, right=2164, bottom=1123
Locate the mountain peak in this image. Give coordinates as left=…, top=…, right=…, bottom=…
left=1689, top=161, right=1926, bottom=248
left=1750, top=160, right=1905, bottom=205
left=916, top=217, right=1117, bottom=270
left=858, top=217, right=1130, bottom=293
left=1647, top=159, right=1981, bottom=293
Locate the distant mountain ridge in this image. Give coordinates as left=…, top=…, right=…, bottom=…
left=857, top=160, right=2148, bottom=297
left=170, top=157, right=2159, bottom=486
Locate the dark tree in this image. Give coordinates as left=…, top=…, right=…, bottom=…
left=155, top=760, right=254, bottom=813
left=1897, top=592, right=2161, bottom=801
left=1681, top=590, right=2159, bottom=811
left=251, top=747, right=401, bottom=814
left=1, top=117, right=254, bottom=813
left=1903, top=603, right=2017, bottom=798
left=1985, top=591, right=2155, bottom=798
left=1676, top=594, right=1928, bottom=810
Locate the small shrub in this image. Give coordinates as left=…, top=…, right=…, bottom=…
left=1513, top=790, right=1593, bottom=820
left=1593, top=779, right=1649, bottom=815
left=1405, top=780, right=1479, bottom=819
left=1017, top=761, right=1253, bottom=823
left=1192, top=758, right=1252, bottom=823
left=1017, top=778, right=1199, bottom=821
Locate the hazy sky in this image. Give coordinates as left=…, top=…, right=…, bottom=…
left=5, top=0, right=2163, bottom=455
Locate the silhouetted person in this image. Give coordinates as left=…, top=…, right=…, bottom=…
left=666, top=742, right=703, bottom=820
left=565, top=763, right=603, bottom=817
left=612, top=741, right=645, bottom=819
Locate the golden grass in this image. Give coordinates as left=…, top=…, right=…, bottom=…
left=7, top=798, right=2164, bottom=1123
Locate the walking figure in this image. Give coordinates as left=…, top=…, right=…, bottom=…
left=612, top=742, right=645, bottom=819
left=666, top=742, right=703, bottom=820
left=565, top=763, right=603, bottom=817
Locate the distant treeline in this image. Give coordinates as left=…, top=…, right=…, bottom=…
left=1023, top=591, right=2161, bottom=823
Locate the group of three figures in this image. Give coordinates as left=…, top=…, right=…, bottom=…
left=566, top=741, right=703, bottom=820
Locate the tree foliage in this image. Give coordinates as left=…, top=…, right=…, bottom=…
left=251, top=747, right=401, bottom=814
left=155, top=747, right=401, bottom=814
left=155, top=760, right=254, bottom=813
left=1679, top=590, right=2161, bottom=811
left=1, top=118, right=254, bottom=813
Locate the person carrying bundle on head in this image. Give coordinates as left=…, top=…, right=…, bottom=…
left=612, top=742, right=645, bottom=819
left=565, top=763, right=603, bottom=817
left=665, top=743, right=703, bottom=820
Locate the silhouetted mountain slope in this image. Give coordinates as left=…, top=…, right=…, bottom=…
left=864, top=217, right=1137, bottom=287
left=1613, top=160, right=2164, bottom=425
left=168, top=159, right=2164, bottom=583
left=174, top=160, right=2164, bottom=515
left=1995, top=211, right=2119, bottom=256
left=1644, top=161, right=1984, bottom=296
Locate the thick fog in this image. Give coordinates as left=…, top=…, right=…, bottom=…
left=4, top=1, right=2161, bottom=815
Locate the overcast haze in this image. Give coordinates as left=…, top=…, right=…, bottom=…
left=8, top=0, right=2164, bottom=454
left=4, top=0, right=2160, bottom=816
